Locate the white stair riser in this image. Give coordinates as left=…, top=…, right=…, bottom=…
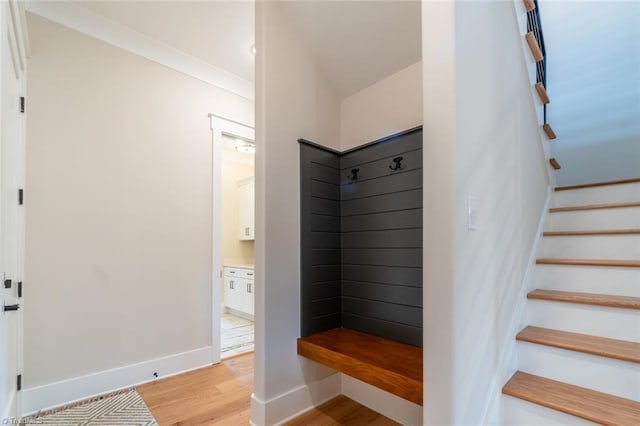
left=503, top=396, right=597, bottom=425
left=553, top=183, right=640, bottom=207
left=540, top=235, right=640, bottom=259
left=546, top=208, right=640, bottom=231
left=518, top=342, right=640, bottom=401
left=534, top=265, right=640, bottom=297
left=528, top=300, right=640, bottom=342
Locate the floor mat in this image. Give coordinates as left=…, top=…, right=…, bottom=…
left=24, top=388, right=158, bottom=425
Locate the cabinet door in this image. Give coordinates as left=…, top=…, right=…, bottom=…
left=224, top=276, right=244, bottom=311
left=238, top=179, right=255, bottom=241
left=243, top=279, right=254, bottom=316
left=248, top=182, right=255, bottom=239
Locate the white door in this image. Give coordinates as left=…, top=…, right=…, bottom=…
left=0, top=0, right=26, bottom=420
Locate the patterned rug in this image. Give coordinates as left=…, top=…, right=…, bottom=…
left=23, top=388, right=158, bottom=425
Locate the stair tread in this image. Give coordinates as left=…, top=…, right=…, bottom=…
left=537, top=258, right=640, bottom=268
left=544, top=229, right=640, bottom=236
left=528, top=289, right=640, bottom=309
left=555, top=177, right=640, bottom=191
left=550, top=201, right=640, bottom=213
left=517, top=326, right=640, bottom=363
left=503, top=371, right=640, bottom=425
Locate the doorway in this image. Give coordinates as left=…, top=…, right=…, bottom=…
left=209, top=115, right=255, bottom=363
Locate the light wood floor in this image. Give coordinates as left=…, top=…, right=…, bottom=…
left=284, top=395, right=399, bottom=426
left=138, top=353, right=397, bottom=425
left=138, top=353, right=253, bottom=425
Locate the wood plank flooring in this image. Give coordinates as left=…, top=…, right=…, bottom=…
left=283, top=395, right=399, bottom=426
left=138, top=353, right=395, bottom=425
left=138, top=353, right=253, bottom=425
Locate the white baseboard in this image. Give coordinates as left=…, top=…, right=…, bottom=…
left=250, top=373, right=340, bottom=426
left=21, top=345, right=212, bottom=416
left=2, top=389, right=16, bottom=423
left=341, top=375, right=422, bottom=425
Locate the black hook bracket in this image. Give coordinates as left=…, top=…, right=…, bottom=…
left=389, top=156, right=405, bottom=171
left=350, top=168, right=360, bottom=181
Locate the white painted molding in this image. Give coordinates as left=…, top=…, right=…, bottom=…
left=341, top=375, right=423, bottom=425
left=2, top=390, right=17, bottom=424
left=9, top=0, right=26, bottom=71
left=209, top=114, right=254, bottom=364
left=25, top=0, right=254, bottom=100
left=481, top=186, right=552, bottom=425
left=21, top=346, right=212, bottom=416
left=250, top=373, right=340, bottom=426
left=209, top=113, right=256, bottom=139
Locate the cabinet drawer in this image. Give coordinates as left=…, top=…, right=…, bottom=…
left=224, top=267, right=255, bottom=279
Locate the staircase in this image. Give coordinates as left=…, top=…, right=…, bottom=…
left=503, top=178, right=640, bottom=425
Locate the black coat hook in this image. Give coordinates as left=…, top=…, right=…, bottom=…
left=350, top=168, right=360, bottom=181
left=389, top=156, right=405, bottom=171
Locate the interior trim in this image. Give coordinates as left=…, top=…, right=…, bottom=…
left=25, top=0, right=254, bottom=100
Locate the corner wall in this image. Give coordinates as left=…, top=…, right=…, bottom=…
left=422, top=1, right=549, bottom=423
left=340, top=61, right=422, bottom=151
left=253, top=2, right=342, bottom=424
left=23, top=14, right=253, bottom=413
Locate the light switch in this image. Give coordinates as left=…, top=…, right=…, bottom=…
left=468, top=195, right=478, bottom=231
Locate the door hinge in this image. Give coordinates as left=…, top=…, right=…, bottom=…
left=17, top=281, right=22, bottom=298
left=20, top=97, right=25, bottom=113
left=17, top=374, right=21, bottom=391
left=4, top=279, right=11, bottom=289
left=18, top=189, right=24, bottom=205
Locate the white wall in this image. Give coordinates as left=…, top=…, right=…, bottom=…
left=422, top=1, right=549, bottom=424
left=253, top=2, right=341, bottom=424
left=340, top=61, right=422, bottom=151
left=24, top=14, right=253, bottom=410
left=540, top=1, right=640, bottom=186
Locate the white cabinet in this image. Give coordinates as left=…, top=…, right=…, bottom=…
left=238, top=177, right=254, bottom=241
left=223, top=266, right=254, bottom=318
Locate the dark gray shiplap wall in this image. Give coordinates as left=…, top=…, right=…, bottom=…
left=300, top=128, right=423, bottom=347
left=300, top=144, right=342, bottom=336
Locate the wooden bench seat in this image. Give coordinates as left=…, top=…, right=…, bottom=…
left=297, top=328, right=423, bottom=405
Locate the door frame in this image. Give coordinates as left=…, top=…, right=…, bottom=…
left=208, top=114, right=254, bottom=364
left=2, top=0, right=28, bottom=419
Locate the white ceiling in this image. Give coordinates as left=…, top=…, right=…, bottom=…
left=280, top=1, right=422, bottom=97
left=73, top=1, right=421, bottom=100
left=75, top=1, right=255, bottom=82
left=540, top=1, right=640, bottom=186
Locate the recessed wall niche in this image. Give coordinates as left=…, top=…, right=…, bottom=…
left=299, top=127, right=423, bottom=347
